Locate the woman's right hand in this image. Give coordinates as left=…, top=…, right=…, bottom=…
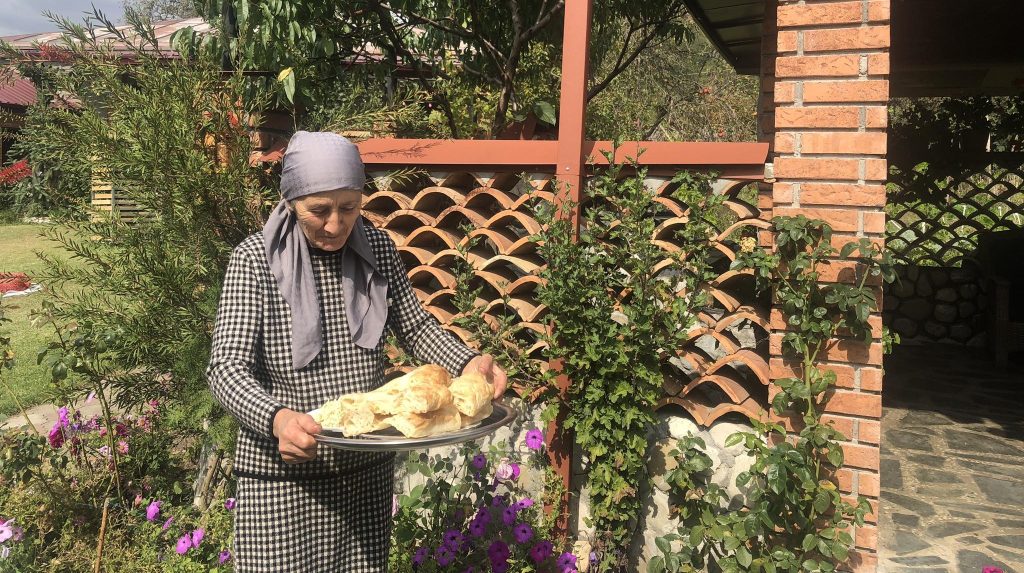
left=272, top=409, right=322, bottom=464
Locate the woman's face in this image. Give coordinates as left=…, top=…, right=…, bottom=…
left=291, top=189, right=363, bottom=251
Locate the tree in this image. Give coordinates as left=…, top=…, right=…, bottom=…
left=179, top=0, right=710, bottom=138
left=123, top=0, right=199, bottom=20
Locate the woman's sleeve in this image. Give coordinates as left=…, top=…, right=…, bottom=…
left=385, top=239, right=479, bottom=375
left=206, top=247, right=286, bottom=439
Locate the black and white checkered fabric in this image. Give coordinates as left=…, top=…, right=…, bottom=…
left=207, top=219, right=478, bottom=570
left=233, top=461, right=394, bottom=572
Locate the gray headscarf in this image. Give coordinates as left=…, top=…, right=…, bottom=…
left=263, top=131, right=388, bottom=369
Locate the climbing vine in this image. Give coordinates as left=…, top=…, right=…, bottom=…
left=650, top=215, right=895, bottom=573
left=534, top=157, right=725, bottom=568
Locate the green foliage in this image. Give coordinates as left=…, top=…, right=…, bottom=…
left=4, top=13, right=273, bottom=444
left=889, top=96, right=1024, bottom=156
left=651, top=216, right=894, bottom=572
left=534, top=156, right=722, bottom=567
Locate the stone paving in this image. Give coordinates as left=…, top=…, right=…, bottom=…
left=880, top=344, right=1024, bottom=572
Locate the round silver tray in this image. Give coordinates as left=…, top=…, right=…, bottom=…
left=312, top=401, right=517, bottom=451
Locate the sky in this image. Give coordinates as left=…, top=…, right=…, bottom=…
left=0, top=0, right=125, bottom=37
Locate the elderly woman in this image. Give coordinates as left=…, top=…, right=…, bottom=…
left=207, top=131, right=507, bottom=572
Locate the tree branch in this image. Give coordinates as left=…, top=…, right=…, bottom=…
left=587, top=22, right=664, bottom=102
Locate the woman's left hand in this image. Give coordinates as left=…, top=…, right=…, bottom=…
left=462, top=354, right=508, bottom=399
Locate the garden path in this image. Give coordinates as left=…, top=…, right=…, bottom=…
left=0, top=399, right=105, bottom=434
left=880, top=344, right=1024, bottom=572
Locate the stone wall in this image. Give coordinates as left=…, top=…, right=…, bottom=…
left=884, top=264, right=986, bottom=345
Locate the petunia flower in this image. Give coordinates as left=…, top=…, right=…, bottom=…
left=492, top=562, right=509, bottom=573
left=468, top=516, right=487, bottom=538
left=436, top=543, right=456, bottom=567
left=529, top=540, right=553, bottom=563
left=175, top=535, right=191, bottom=555
left=470, top=453, right=487, bottom=470
left=218, top=550, right=232, bottom=564
left=512, top=523, right=533, bottom=544
left=983, top=568, right=1004, bottom=573
left=502, top=506, right=517, bottom=526
left=146, top=501, right=161, bottom=522
left=442, top=529, right=464, bottom=551
left=487, top=540, right=510, bottom=566
left=495, top=458, right=515, bottom=481
left=412, top=546, right=429, bottom=567
left=525, top=429, right=544, bottom=450
left=0, top=520, right=13, bottom=543
left=224, top=498, right=237, bottom=511
left=190, top=528, right=204, bottom=548
left=515, top=498, right=534, bottom=510
left=557, top=551, right=578, bottom=572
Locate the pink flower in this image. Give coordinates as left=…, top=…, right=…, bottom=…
left=162, top=517, right=174, bottom=531
left=86, top=391, right=96, bottom=403
left=117, top=440, right=129, bottom=455
left=525, top=429, right=544, bottom=450
left=224, top=498, right=237, bottom=511
left=146, top=501, right=161, bottom=521
left=190, top=528, right=204, bottom=548
left=133, top=494, right=143, bottom=507
left=218, top=550, right=232, bottom=564
left=47, top=423, right=65, bottom=448
left=175, top=534, right=191, bottom=554
left=98, top=445, right=110, bottom=458
left=57, top=406, right=70, bottom=428
left=983, top=568, right=1004, bottom=573
left=495, top=458, right=516, bottom=481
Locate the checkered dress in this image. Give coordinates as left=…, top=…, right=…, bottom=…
left=207, top=220, right=478, bottom=571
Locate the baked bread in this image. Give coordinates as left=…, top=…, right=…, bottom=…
left=449, top=372, right=493, bottom=417
left=385, top=402, right=462, bottom=438
left=460, top=400, right=493, bottom=427
left=313, top=394, right=390, bottom=436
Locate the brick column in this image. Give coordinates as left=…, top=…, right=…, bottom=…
left=769, top=1, right=890, bottom=571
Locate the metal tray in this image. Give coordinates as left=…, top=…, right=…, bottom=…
left=311, top=401, right=517, bottom=451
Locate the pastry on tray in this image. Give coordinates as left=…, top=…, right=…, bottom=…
left=313, top=364, right=494, bottom=438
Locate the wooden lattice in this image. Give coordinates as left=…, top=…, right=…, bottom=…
left=886, top=155, right=1024, bottom=266
left=364, top=170, right=769, bottom=427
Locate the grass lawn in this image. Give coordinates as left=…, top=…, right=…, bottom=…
left=0, top=224, right=69, bottom=418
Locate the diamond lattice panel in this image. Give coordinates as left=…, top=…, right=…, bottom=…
left=364, top=172, right=770, bottom=427
left=886, top=159, right=1024, bottom=266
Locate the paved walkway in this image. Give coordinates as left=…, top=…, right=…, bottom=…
left=880, top=344, right=1024, bottom=572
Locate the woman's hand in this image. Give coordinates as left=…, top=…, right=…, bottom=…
left=272, top=409, right=322, bottom=464
left=462, top=354, right=508, bottom=399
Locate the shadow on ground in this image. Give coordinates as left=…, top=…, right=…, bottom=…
left=880, top=344, right=1024, bottom=572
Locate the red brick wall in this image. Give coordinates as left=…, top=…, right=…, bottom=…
left=769, top=1, right=890, bottom=571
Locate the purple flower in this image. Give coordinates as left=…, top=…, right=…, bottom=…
left=530, top=540, right=553, bottom=563
left=515, top=498, right=534, bottom=510
left=117, top=440, right=129, bottom=454
left=490, top=495, right=507, bottom=508
left=487, top=540, right=510, bottom=566
left=0, top=520, right=15, bottom=543
left=218, top=550, right=232, bottom=564
left=493, top=563, right=509, bottom=573
left=476, top=506, right=493, bottom=524
left=525, top=429, right=544, bottom=450
left=146, top=501, right=161, bottom=522
left=512, top=523, right=533, bottom=544
left=175, top=535, right=191, bottom=555
left=983, top=568, right=1004, bottom=573
left=58, top=406, right=70, bottom=428
left=442, top=529, right=464, bottom=551
left=471, top=453, right=487, bottom=470
left=412, top=546, right=429, bottom=567
left=557, top=551, right=578, bottom=571
left=224, top=498, right=237, bottom=511
left=502, top=506, right=517, bottom=526
left=190, top=528, right=204, bottom=548
left=436, top=543, right=456, bottom=567
left=468, top=516, right=487, bottom=538
left=47, top=423, right=64, bottom=448
left=162, top=517, right=174, bottom=531
left=98, top=445, right=111, bottom=458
